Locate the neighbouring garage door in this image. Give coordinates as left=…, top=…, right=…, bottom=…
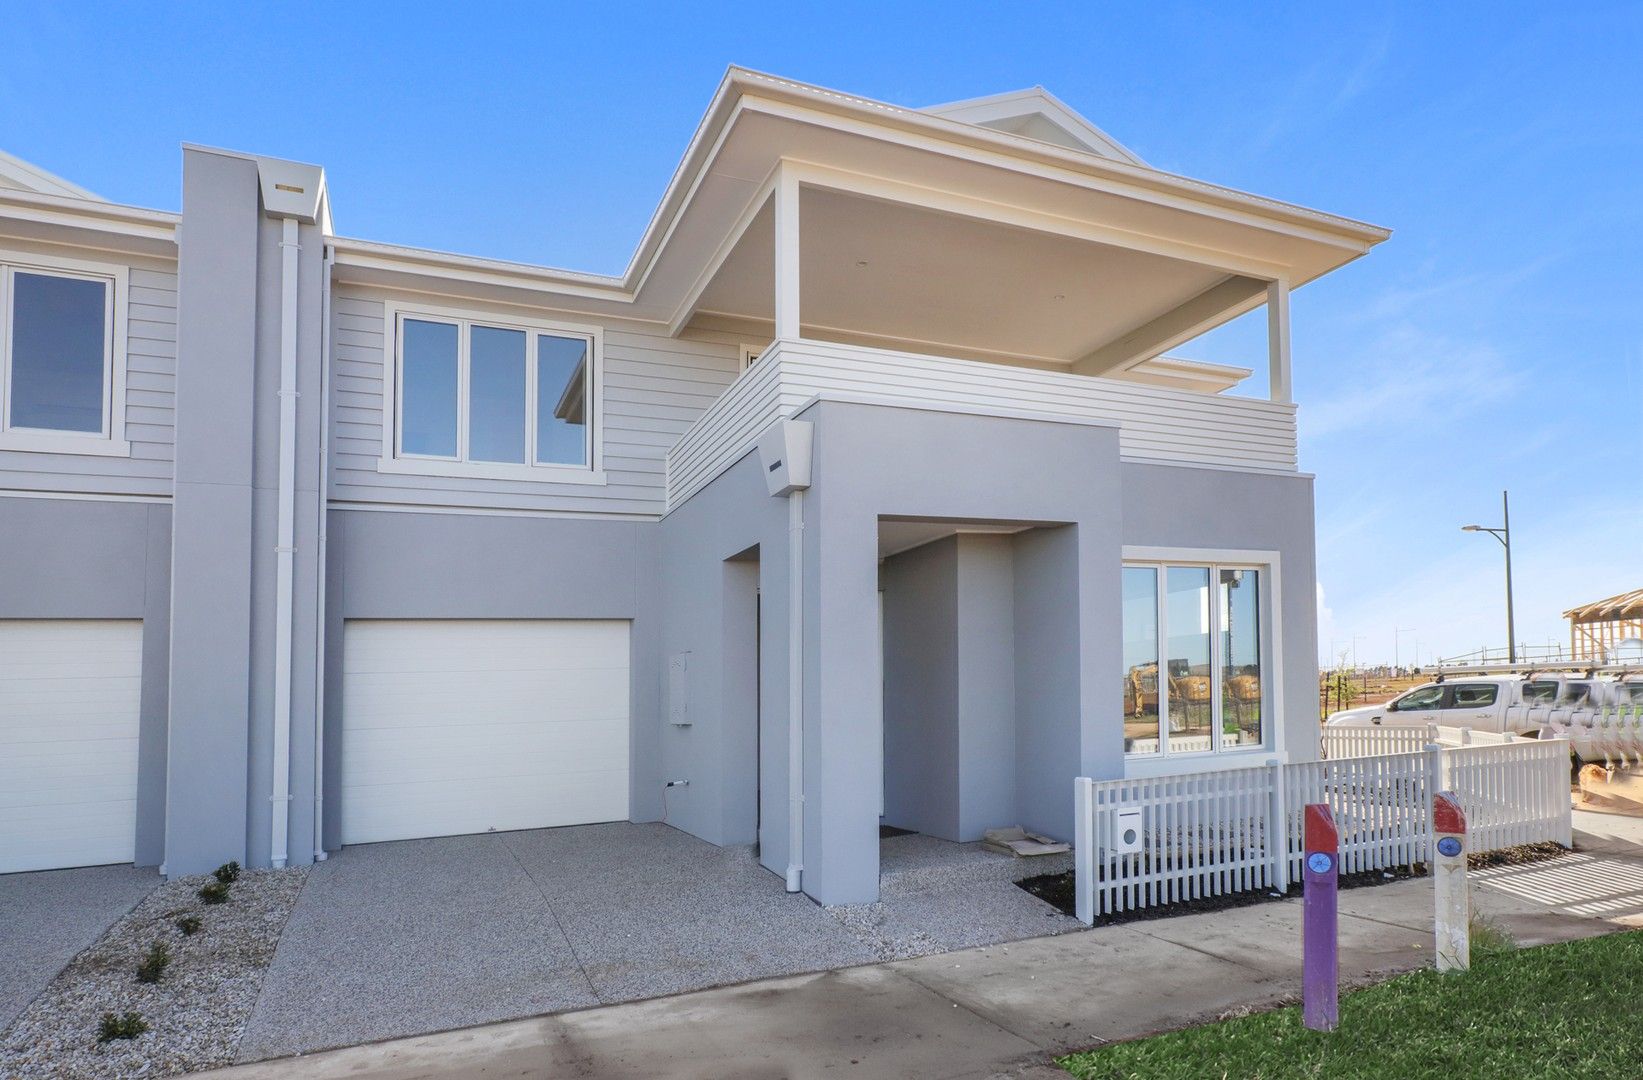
left=0, top=620, right=143, bottom=874
left=340, top=619, right=631, bottom=845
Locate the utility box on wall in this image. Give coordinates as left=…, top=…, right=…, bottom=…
left=667, top=653, right=690, bottom=726
left=756, top=420, right=813, bottom=496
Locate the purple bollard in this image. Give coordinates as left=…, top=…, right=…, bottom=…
left=1302, top=803, right=1339, bottom=1032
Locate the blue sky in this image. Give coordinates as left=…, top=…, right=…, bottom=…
left=6, top=3, right=1640, bottom=666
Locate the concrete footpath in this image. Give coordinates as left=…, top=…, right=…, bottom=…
left=201, top=842, right=1641, bottom=1080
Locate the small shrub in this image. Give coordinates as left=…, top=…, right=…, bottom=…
left=212, top=861, right=241, bottom=884
left=135, top=941, right=170, bottom=984
left=1470, top=914, right=1518, bottom=958
left=97, top=1011, right=149, bottom=1043
left=197, top=881, right=230, bottom=905
left=176, top=915, right=202, bottom=936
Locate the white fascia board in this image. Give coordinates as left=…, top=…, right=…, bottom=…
left=724, top=68, right=1390, bottom=249
left=315, top=66, right=1391, bottom=329
left=0, top=188, right=178, bottom=257
left=0, top=149, right=104, bottom=200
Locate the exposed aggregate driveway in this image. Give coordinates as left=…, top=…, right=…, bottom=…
left=237, top=822, right=1075, bottom=1061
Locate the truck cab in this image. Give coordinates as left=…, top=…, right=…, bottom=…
left=1325, top=677, right=1514, bottom=730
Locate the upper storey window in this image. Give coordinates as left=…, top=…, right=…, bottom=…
left=385, top=303, right=600, bottom=483
left=0, top=255, right=128, bottom=456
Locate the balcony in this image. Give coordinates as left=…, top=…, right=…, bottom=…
left=665, top=338, right=1299, bottom=512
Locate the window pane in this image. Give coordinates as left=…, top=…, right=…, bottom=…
left=1219, top=568, right=1262, bottom=748
left=1165, top=567, right=1213, bottom=752
left=1123, top=567, right=1161, bottom=754
left=9, top=272, right=107, bottom=433
left=1394, top=686, right=1443, bottom=711
left=468, top=325, right=526, bottom=463
left=1447, top=683, right=1497, bottom=708
left=536, top=334, right=588, bottom=466
left=401, top=319, right=458, bottom=457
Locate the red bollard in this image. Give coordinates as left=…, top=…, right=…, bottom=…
left=1302, top=803, right=1339, bottom=1032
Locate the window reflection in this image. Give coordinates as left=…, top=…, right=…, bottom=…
left=401, top=319, right=459, bottom=457
left=468, top=326, right=526, bottom=464
left=1219, top=569, right=1261, bottom=748
left=1122, top=567, right=1160, bottom=754
left=1166, top=567, right=1213, bottom=751
left=9, top=272, right=107, bottom=433
left=537, top=334, right=588, bottom=466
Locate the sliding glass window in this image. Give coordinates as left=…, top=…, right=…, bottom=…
left=1121, top=560, right=1269, bottom=757
left=395, top=312, right=595, bottom=473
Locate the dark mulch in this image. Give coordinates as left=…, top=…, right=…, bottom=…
left=878, top=824, right=916, bottom=839
left=1017, top=841, right=1572, bottom=925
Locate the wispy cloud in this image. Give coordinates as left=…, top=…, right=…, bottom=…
left=1300, top=324, right=1526, bottom=441
left=1249, top=27, right=1392, bottom=154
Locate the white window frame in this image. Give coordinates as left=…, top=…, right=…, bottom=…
left=0, top=250, right=130, bottom=457
left=1121, top=546, right=1284, bottom=776
left=378, top=299, right=604, bottom=485
left=740, top=342, right=769, bottom=371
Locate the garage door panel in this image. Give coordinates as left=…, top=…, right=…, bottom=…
left=341, top=620, right=631, bottom=846
left=0, top=620, right=142, bottom=874
left=343, top=770, right=629, bottom=844
left=340, top=670, right=629, bottom=728
left=343, top=723, right=630, bottom=786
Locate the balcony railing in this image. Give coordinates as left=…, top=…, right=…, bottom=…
left=665, top=338, right=1299, bottom=512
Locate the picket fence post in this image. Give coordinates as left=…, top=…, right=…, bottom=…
left=1268, top=758, right=1289, bottom=891
left=1074, top=777, right=1095, bottom=925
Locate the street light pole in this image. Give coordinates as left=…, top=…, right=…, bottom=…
left=1462, top=490, right=1517, bottom=664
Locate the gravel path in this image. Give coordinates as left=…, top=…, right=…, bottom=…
left=0, top=867, right=307, bottom=1080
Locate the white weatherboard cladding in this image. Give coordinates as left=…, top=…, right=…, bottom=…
left=0, top=263, right=177, bottom=497
left=666, top=338, right=1301, bottom=511
left=0, top=620, right=142, bottom=873
left=339, top=619, right=631, bottom=845
left=329, top=290, right=740, bottom=514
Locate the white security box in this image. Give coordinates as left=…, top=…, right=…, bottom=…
left=1111, top=807, right=1145, bottom=855
left=756, top=419, right=814, bottom=497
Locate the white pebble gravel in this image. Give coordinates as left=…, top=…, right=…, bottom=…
left=0, top=867, right=308, bottom=1080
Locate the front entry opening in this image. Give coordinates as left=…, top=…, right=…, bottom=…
left=877, top=518, right=1079, bottom=854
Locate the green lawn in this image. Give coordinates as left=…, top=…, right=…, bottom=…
left=1059, top=930, right=1642, bottom=1080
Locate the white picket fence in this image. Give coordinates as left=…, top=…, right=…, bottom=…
left=1320, top=724, right=1517, bottom=759
left=1074, top=739, right=1572, bottom=923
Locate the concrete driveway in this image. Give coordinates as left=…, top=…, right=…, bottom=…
left=237, top=822, right=1077, bottom=1061
left=0, top=864, right=158, bottom=1031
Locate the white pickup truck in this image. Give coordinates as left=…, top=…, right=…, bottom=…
left=1323, top=674, right=1603, bottom=737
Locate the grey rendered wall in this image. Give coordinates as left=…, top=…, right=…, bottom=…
left=1118, top=462, right=1320, bottom=762
left=245, top=208, right=327, bottom=870
left=166, top=148, right=260, bottom=876
left=880, top=537, right=960, bottom=838
left=955, top=534, right=1017, bottom=840
left=0, top=497, right=172, bottom=866
left=1011, top=525, right=1085, bottom=834
left=801, top=400, right=1123, bottom=905
left=653, top=450, right=791, bottom=865
left=320, top=509, right=664, bottom=852
left=880, top=533, right=1018, bottom=843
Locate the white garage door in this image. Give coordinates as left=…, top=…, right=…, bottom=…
left=0, top=620, right=142, bottom=874
left=340, top=619, right=631, bottom=845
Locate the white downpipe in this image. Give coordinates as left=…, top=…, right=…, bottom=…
left=270, top=217, right=300, bottom=869
left=311, top=242, right=334, bottom=862
left=785, top=488, right=805, bottom=892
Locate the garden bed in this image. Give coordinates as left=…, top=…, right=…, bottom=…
left=1017, top=842, right=1570, bottom=925
left=0, top=865, right=307, bottom=1080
